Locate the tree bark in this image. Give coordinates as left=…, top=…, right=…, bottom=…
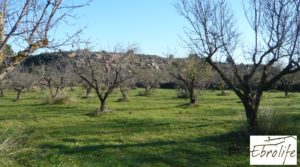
left=241, top=94, right=261, bottom=135
left=122, top=92, right=128, bottom=101
left=16, top=90, right=22, bottom=100
left=83, top=86, right=92, bottom=99
left=120, top=86, right=128, bottom=101
left=121, top=91, right=128, bottom=101
left=220, top=88, right=226, bottom=96
left=0, top=89, right=3, bottom=97
left=219, top=81, right=226, bottom=96
left=144, top=87, right=151, bottom=96
left=284, top=86, right=289, bottom=97
left=98, top=99, right=106, bottom=113
left=86, top=88, right=91, bottom=97
left=245, top=105, right=258, bottom=135
left=189, top=87, right=197, bottom=105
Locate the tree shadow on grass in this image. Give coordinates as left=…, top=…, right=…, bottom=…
left=176, top=103, right=199, bottom=108
left=81, top=106, right=177, bottom=116
left=41, top=140, right=178, bottom=154
left=0, top=103, right=45, bottom=108
left=39, top=130, right=250, bottom=166
left=194, top=130, right=249, bottom=155
left=124, top=106, right=175, bottom=112
left=274, top=93, right=296, bottom=98
left=40, top=140, right=223, bottom=166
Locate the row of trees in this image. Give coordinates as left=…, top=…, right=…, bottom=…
left=0, top=49, right=163, bottom=113
left=2, top=51, right=299, bottom=112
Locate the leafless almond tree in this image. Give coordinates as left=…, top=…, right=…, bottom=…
left=24, top=54, right=73, bottom=103
left=118, top=79, right=135, bottom=102
left=40, top=59, right=72, bottom=103
left=76, top=50, right=134, bottom=113
left=176, top=0, right=300, bottom=134
left=0, top=0, right=89, bottom=80
left=170, top=55, right=211, bottom=105
left=279, top=72, right=300, bottom=97
left=137, top=68, right=160, bottom=96
left=7, top=72, right=35, bottom=100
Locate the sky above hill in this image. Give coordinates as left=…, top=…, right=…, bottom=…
left=57, top=0, right=251, bottom=58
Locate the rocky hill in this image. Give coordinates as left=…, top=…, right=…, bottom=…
left=17, top=51, right=176, bottom=86
left=22, top=51, right=171, bottom=69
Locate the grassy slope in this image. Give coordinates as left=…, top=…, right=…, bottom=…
left=0, top=88, right=299, bottom=167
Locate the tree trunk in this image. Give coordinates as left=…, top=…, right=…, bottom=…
left=98, top=99, right=106, bottom=113
left=220, top=88, right=226, bottom=95
left=16, top=90, right=21, bottom=100
left=241, top=94, right=261, bottom=135
left=189, top=87, right=197, bottom=105
left=220, top=83, right=226, bottom=96
left=85, top=86, right=92, bottom=98
left=219, top=81, right=226, bottom=95
left=245, top=105, right=258, bottom=135
left=120, top=86, right=128, bottom=101
left=0, top=13, right=4, bottom=64
left=284, top=86, right=289, bottom=97
left=122, top=92, right=128, bottom=101
left=0, top=88, right=3, bottom=97
left=144, top=87, right=151, bottom=96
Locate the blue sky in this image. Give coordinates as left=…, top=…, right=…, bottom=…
left=61, top=0, right=251, bottom=57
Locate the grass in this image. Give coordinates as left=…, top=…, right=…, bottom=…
left=0, top=88, right=299, bottom=166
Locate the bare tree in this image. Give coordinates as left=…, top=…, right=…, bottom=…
left=279, top=72, right=299, bottom=97
left=76, top=51, right=134, bottom=113
left=43, top=74, right=65, bottom=102
left=176, top=0, right=300, bottom=134
left=137, top=68, right=160, bottom=96
left=170, top=55, right=211, bottom=105
left=7, top=72, right=35, bottom=100
left=118, top=77, right=134, bottom=102
left=0, top=0, right=89, bottom=80
left=81, top=81, right=93, bottom=98
left=117, top=53, right=136, bottom=102
left=119, top=83, right=129, bottom=102
left=41, top=61, right=70, bottom=103
left=26, top=55, right=73, bottom=103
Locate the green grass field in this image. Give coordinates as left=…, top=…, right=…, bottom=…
left=0, top=88, right=299, bottom=166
